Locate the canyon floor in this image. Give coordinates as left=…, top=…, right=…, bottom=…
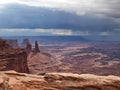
left=28, top=42, right=120, bottom=76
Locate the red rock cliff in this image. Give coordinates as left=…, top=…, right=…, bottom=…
left=0, top=39, right=29, bottom=73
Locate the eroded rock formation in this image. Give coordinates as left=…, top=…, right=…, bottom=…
left=6, top=39, right=19, bottom=48
left=0, top=71, right=120, bottom=90
left=21, top=39, right=40, bottom=54
left=33, top=41, right=40, bottom=53
left=21, top=39, right=30, bottom=48
left=25, top=42, right=32, bottom=54
left=0, top=39, right=29, bottom=73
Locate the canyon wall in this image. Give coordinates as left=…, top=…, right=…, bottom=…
left=0, top=39, right=29, bottom=73
left=6, top=39, right=19, bottom=48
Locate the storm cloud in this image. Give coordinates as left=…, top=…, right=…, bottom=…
left=0, top=0, right=120, bottom=37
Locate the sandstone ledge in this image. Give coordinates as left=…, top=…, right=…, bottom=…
left=0, top=71, right=120, bottom=90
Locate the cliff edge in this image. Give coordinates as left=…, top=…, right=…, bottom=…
left=0, top=71, right=120, bottom=90
left=0, top=39, right=29, bottom=73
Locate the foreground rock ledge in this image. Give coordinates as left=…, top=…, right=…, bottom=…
left=0, top=71, right=120, bottom=90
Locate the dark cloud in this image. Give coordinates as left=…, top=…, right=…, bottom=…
left=0, top=4, right=119, bottom=35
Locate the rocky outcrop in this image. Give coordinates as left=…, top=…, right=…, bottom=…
left=33, top=41, right=40, bottom=53
left=0, top=39, right=29, bottom=73
left=6, top=39, right=19, bottom=48
left=25, top=42, right=32, bottom=54
left=0, top=71, right=120, bottom=90
left=21, top=39, right=30, bottom=48
left=21, top=39, right=40, bottom=54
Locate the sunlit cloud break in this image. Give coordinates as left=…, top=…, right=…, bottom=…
left=0, top=28, right=93, bottom=36
left=99, top=32, right=111, bottom=36
left=35, top=29, right=72, bottom=35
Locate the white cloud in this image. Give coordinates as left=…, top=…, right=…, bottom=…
left=0, top=28, right=73, bottom=36
left=0, top=28, right=120, bottom=36
left=99, top=31, right=111, bottom=36
left=0, top=29, right=30, bottom=32
left=0, top=29, right=33, bottom=36
left=0, top=0, right=18, bottom=5
left=15, top=0, right=102, bottom=16
left=51, top=30, right=72, bottom=35
left=0, top=0, right=120, bottom=17
left=35, top=29, right=72, bottom=35
left=0, top=28, right=92, bottom=36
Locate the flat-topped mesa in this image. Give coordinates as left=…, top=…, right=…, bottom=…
left=0, top=39, right=29, bottom=73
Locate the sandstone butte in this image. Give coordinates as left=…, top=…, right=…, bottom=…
left=0, top=71, right=120, bottom=90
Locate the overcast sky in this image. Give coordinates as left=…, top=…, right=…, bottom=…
left=0, top=0, right=120, bottom=38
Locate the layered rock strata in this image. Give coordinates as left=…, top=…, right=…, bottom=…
left=0, top=71, right=120, bottom=90
left=0, top=39, right=29, bottom=73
